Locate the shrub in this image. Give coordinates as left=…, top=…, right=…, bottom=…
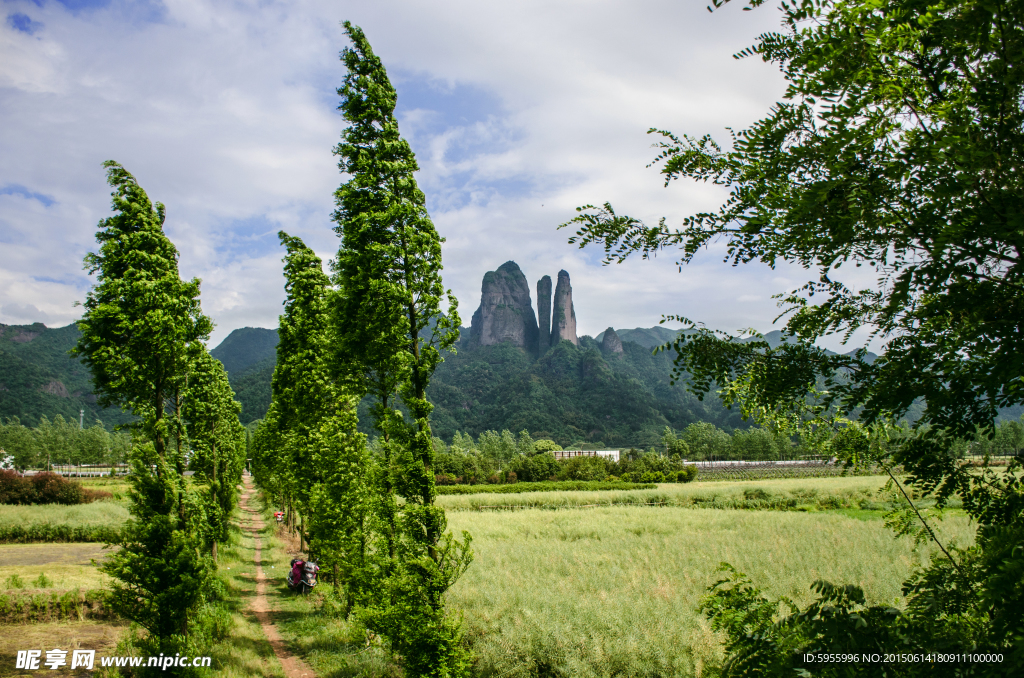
left=435, top=474, right=459, bottom=486
left=33, top=574, right=51, bottom=588
left=0, top=472, right=97, bottom=505
left=0, top=470, right=35, bottom=504
left=81, top=488, right=113, bottom=503
left=620, top=472, right=634, bottom=483
left=5, top=574, right=25, bottom=589
left=680, top=465, right=698, bottom=483
left=506, top=472, right=517, bottom=484
left=487, top=473, right=501, bottom=484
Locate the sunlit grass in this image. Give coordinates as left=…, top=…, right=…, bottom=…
left=0, top=502, right=129, bottom=529
left=441, top=505, right=975, bottom=677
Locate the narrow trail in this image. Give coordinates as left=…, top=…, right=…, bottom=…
left=240, top=475, right=315, bottom=678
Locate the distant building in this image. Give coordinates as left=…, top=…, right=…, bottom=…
left=553, top=449, right=620, bottom=463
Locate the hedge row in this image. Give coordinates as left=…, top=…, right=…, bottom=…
left=435, top=481, right=657, bottom=495
left=0, top=523, right=122, bottom=543
left=0, top=588, right=115, bottom=623
left=691, top=466, right=886, bottom=482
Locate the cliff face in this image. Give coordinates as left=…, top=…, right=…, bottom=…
left=469, top=261, right=540, bottom=351
left=536, top=275, right=552, bottom=354
left=601, top=327, right=624, bottom=354
left=550, top=269, right=578, bottom=346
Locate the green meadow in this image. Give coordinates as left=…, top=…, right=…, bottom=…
left=268, top=476, right=974, bottom=677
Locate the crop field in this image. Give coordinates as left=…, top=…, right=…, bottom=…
left=434, top=475, right=931, bottom=512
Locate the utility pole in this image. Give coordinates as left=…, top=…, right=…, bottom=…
left=79, top=409, right=84, bottom=429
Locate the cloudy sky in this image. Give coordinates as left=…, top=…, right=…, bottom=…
left=0, top=0, right=873, bottom=351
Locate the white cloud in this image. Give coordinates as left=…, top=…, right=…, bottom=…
left=0, top=0, right=869, bottom=353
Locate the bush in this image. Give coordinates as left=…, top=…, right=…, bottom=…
left=506, top=471, right=517, bottom=484
left=435, top=474, right=460, bottom=486
left=680, top=465, right=698, bottom=483
left=0, top=471, right=104, bottom=505
left=0, top=470, right=35, bottom=504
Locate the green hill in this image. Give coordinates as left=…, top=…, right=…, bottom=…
left=424, top=333, right=746, bottom=448
left=0, top=322, right=133, bottom=428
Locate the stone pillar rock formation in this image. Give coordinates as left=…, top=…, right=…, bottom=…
left=469, top=261, right=540, bottom=351
left=550, top=270, right=578, bottom=346
left=536, top=275, right=552, bottom=354
left=601, top=327, right=624, bottom=354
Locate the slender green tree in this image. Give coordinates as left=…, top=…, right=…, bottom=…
left=332, top=22, right=472, bottom=677
left=73, top=162, right=215, bottom=659
left=183, top=349, right=246, bottom=562
left=268, top=232, right=371, bottom=606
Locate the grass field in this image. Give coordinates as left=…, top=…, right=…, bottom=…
left=267, top=476, right=975, bottom=677
left=0, top=475, right=978, bottom=677
left=443, top=506, right=974, bottom=677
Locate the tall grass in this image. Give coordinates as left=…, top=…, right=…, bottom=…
left=443, top=506, right=975, bottom=677
left=0, top=502, right=128, bottom=542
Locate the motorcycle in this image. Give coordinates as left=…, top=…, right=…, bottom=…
left=274, top=511, right=284, bottom=524
left=287, top=558, right=319, bottom=594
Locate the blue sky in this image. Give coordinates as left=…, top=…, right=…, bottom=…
left=0, top=0, right=881, bottom=350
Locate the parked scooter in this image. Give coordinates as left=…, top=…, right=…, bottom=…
left=287, top=558, right=319, bottom=594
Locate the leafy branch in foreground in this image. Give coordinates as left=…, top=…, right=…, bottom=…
left=561, top=0, right=1024, bottom=670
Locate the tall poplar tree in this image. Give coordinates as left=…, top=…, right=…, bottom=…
left=331, top=22, right=472, bottom=677
left=74, top=161, right=215, bottom=657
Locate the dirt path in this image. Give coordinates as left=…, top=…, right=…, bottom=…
left=240, top=475, right=315, bottom=678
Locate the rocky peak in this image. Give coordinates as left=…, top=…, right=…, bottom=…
left=469, top=261, right=540, bottom=352
left=601, top=327, right=624, bottom=354
left=536, top=275, right=552, bottom=353
left=550, top=270, right=578, bottom=346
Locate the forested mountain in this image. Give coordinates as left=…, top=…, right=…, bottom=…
left=425, top=332, right=746, bottom=448
left=211, top=324, right=747, bottom=447
left=8, top=321, right=1017, bottom=443
left=210, top=327, right=277, bottom=423
left=0, top=322, right=133, bottom=428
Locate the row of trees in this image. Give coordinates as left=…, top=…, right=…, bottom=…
left=251, top=24, right=472, bottom=677
left=430, top=428, right=701, bottom=483
left=0, top=415, right=133, bottom=470
left=72, top=162, right=247, bottom=668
